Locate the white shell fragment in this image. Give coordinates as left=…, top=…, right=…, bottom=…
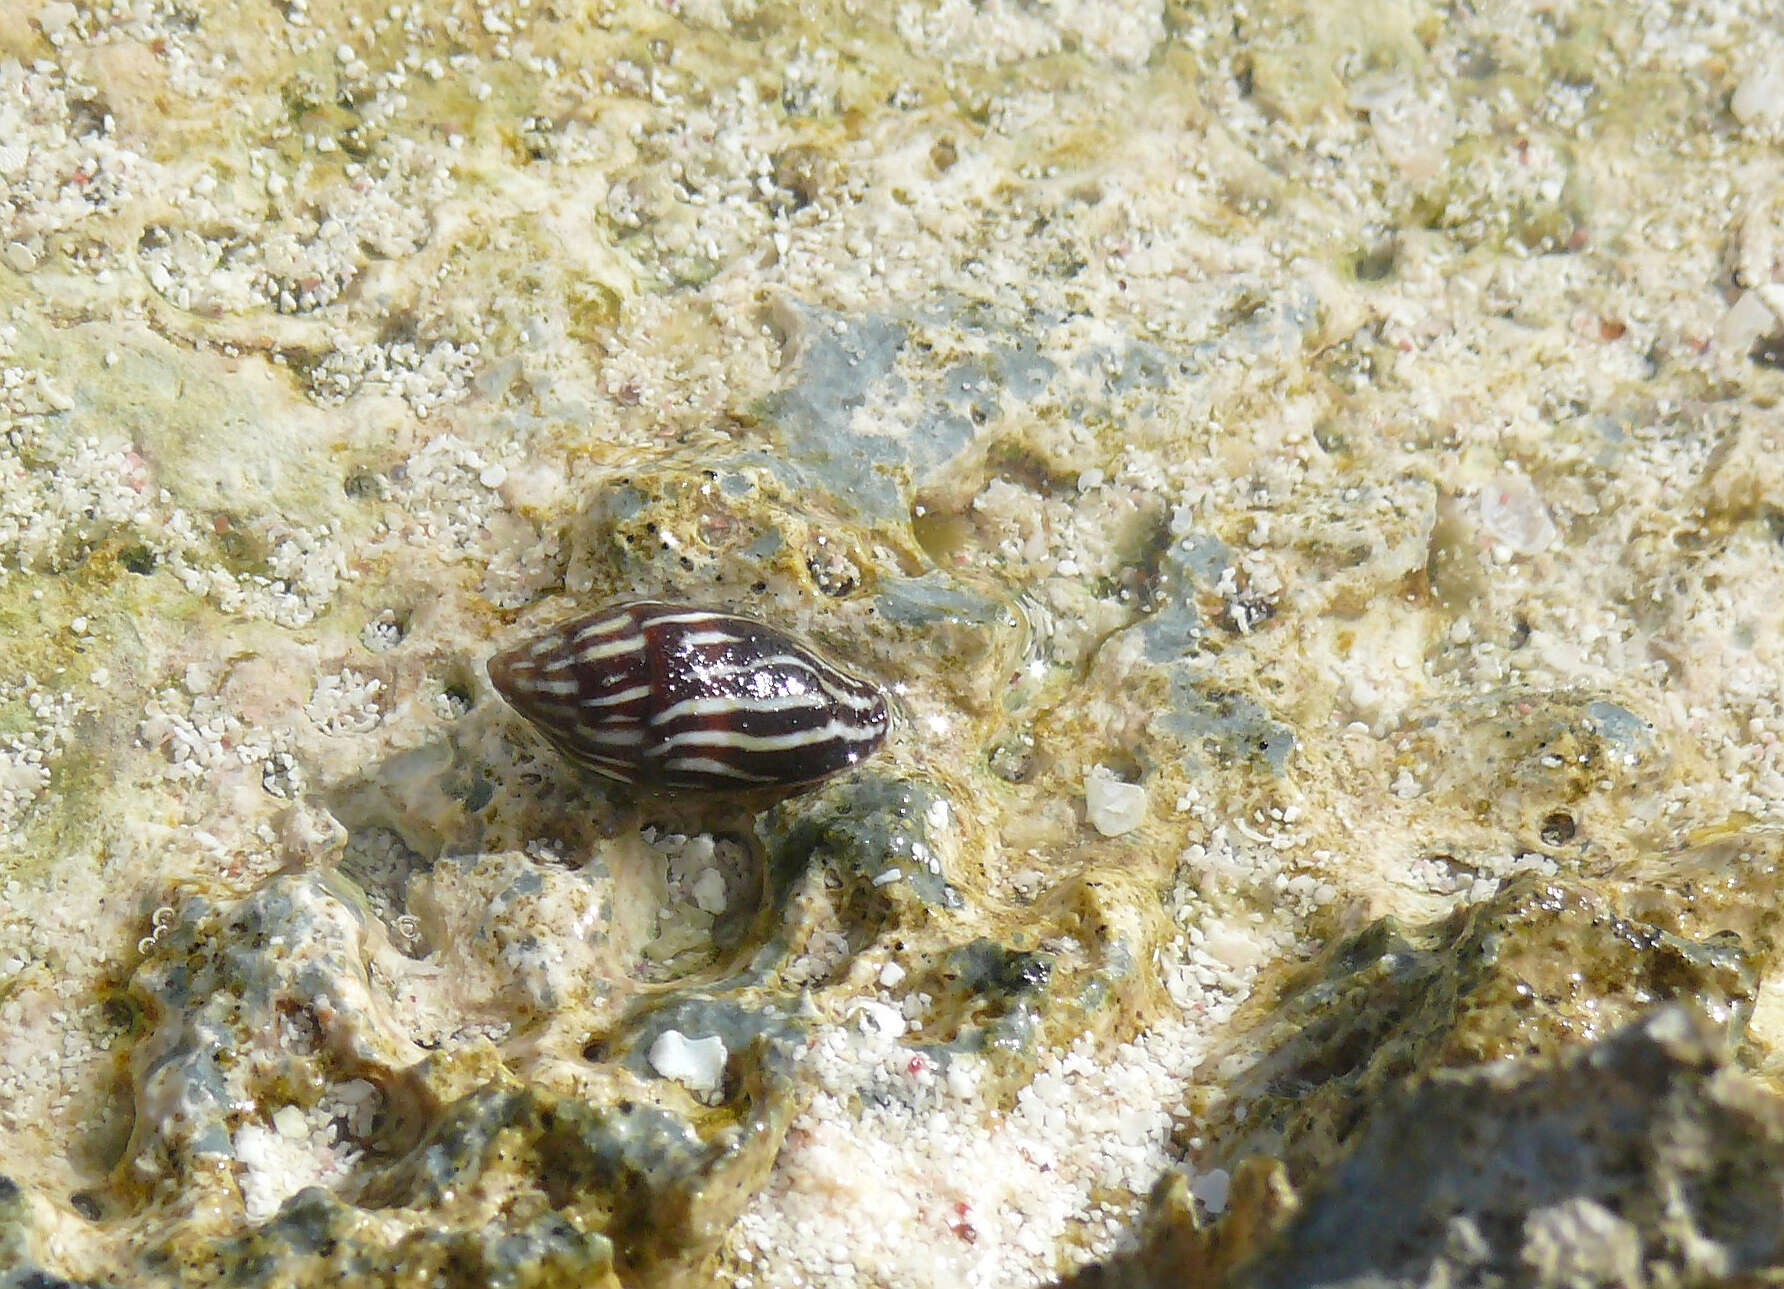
left=1478, top=473, right=1557, bottom=556
left=849, top=999, right=906, bottom=1041
left=1085, top=766, right=1148, bottom=836
left=691, top=867, right=728, bottom=915
left=647, top=1029, right=728, bottom=1100
left=272, top=1104, right=308, bottom=1138
left=1717, top=290, right=1778, bottom=356
left=1733, top=56, right=1784, bottom=128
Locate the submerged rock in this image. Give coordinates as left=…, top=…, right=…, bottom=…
left=1061, top=1007, right=1784, bottom=1289
left=0, top=1172, right=121, bottom=1289
left=1236, top=1007, right=1784, bottom=1289
left=1193, top=872, right=1763, bottom=1183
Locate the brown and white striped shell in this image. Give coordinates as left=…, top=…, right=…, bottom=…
left=487, top=600, right=890, bottom=792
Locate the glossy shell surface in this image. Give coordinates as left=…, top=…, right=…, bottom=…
left=488, top=599, right=890, bottom=792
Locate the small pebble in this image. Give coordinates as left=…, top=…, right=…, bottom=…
left=1085, top=768, right=1147, bottom=836
left=946, top=1059, right=979, bottom=1099
left=691, top=868, right=727, bottom=915
left=1190, top=1168, right=1231, bottom=1215
left=648, top=1029, right=727, bottom=1099
left=851, top=1000, right=905, bottom=1040
left=1478, top=473, right=1556, bottom=555
left=1733, top=55, right=1784, bottom=128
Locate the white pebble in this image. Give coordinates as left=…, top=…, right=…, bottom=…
left=849, top=999, right=905, bottom=1041
left=647, top=1029, right=727, bottom=1099
left=1201, top=920, right=1265, bottom=969
left=691, top=867, right=727, bottom=915
left=946, top=1058, right=980, bottom=1100
left=37, top=1, right=76, bottom=34
left=1734, top=56, right=1784, bottom=128
left=878, top=961, right=906, bottom=988
left=1718, top=290, right=1776, bottom=355
left=272, top=1105, right=308, bottom=1138
left=1477, top=473, right=1556, bottom=556
left=1085, top=767, right=1147, bottom=836
left=479, top=463, right=508, bottom=488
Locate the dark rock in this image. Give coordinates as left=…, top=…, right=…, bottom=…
left=1195, top=875, right=1759, bottom=1183
left=1152, top=670, right=1296, bottom=775
left=0, top=1175, right=118, bottom=1289
left=1236, top=1006, right=1784, bottom=1289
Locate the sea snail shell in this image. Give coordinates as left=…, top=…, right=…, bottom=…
left=488, top=599, right=890, bottom=792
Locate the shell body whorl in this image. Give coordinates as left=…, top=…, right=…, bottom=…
left=488, top=600, right=890, bottom=792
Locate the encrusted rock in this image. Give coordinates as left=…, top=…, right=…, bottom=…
left=1234, top=1007, right=1784, bottom=1289
left=1191, top=872, right=1762, bottom=1183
